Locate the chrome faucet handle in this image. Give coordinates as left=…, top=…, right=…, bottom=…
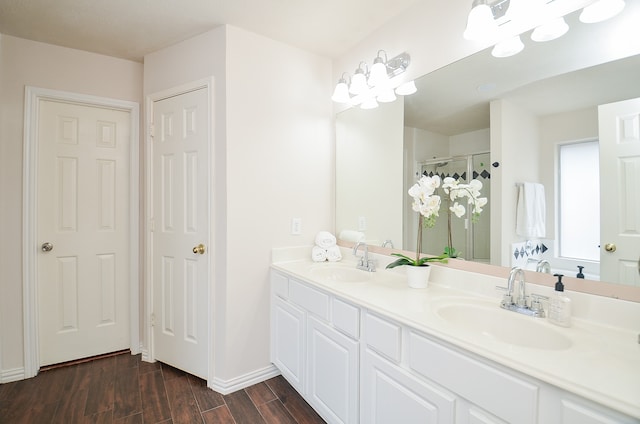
left=495, top=285, right=513, bottom=306
left=530, top=294, right=549, bottom=317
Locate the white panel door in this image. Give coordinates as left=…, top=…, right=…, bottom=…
left=307, top=316, right=359, bottom=424
left=37, top=100, right=131, bottom=366
left=361, top=350, right=455, bottom=424
left=271, top=296, right=306, bottom=392
left=152, top=87, right=209, bottom=379
left=599, top=97, right=640, bottom=286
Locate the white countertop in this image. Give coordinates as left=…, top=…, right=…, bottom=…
left=272, top=248, right=640, bottom=419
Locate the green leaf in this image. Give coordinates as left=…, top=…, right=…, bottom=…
left=443, top=246, right=460, bottom=258
left=385, top=252, right=448, bottom=269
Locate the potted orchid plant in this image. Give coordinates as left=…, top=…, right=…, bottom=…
left=441, top=177, right=488, bottom=258
left=386, top=174, right=449, bottom=270
left=385, top=174, right=487, bottom=289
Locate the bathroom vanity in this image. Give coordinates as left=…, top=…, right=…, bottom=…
left=270, top=247, right=640, bottom=424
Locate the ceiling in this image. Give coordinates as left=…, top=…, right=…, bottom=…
left=0, top=0, right=421, bottom=62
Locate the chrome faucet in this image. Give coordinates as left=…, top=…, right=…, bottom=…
left=497, top=267, right=546, bottom=317
left=381, top=239, right=394, bottom=248
left=535, top=259, right=551, bottom=274
left=353, top=242, right=376, bottom=272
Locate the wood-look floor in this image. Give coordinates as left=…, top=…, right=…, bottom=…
left=0, top=353, right=326, bottom=424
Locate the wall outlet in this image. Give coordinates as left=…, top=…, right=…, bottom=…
left=358, top=216, right=366, bottom=231
left=291, top=218, right=302, bottom=235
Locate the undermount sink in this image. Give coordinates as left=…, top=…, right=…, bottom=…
left=436, top=302, right=573, bottom=351
left=309, top=264, right=373, bottom=283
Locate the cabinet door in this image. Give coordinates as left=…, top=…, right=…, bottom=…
left=271, top=296, right=305, bottom=393
left=307, top=316, right=359, bottom=424
left=361, top=349, right=456, bottom=424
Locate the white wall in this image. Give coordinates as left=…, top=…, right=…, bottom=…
left=336, top=101, right=404, bottom=246
left=224, top=26, right=332, bottom=382
left=0, top=35, right=143, bottom=378
left=450, top=128, right=490, bottom=156
left=490, top=99, right=541, bottom=266
left=144, top=25, right=333, bottom=386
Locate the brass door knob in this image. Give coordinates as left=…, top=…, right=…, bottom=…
left=604, top=243, right=616, bottom=252
left=192, top=244, right=206, bottom=255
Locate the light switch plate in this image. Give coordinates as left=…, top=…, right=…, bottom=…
left=291, top=218, right=302, bottom=235
left=358, top=216, right=366, bottom=231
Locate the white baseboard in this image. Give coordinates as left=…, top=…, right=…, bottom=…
left=1, top=367, right=25, bottom=383
left=140, top=347, right=153, bottom=363
left=209, top=364, right=281, bottom=395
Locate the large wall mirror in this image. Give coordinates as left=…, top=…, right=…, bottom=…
left=336, top=3, right=640, bottom=294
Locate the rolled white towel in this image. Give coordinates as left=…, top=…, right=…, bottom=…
left=315, top=231, right=336, bottom=249
left=326, top=245, right=342, bottom=262
left=338, top=230, right=366, bottom=243
left=311, top=246, right=328, bottom=262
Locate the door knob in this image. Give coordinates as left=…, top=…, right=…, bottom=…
left=41, top=242, right=53, bottom=252
left=192, top=244, right=206, bottom=255
left=604, top=243, right=616, bottom=252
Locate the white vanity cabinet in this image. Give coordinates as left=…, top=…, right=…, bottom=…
left=270, top=267, right=639, bottom=424
left=270, top=271, right=360, bottom=424
left=537, top=384, right=640, bottom=424
left=362, top=311, right=529, bottom=424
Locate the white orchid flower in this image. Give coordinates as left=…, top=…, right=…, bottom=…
left=450, top=202, right=466, bottom=218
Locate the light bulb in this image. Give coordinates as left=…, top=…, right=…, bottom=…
left=492, top=35, right=524, bottom=58
left=331, top=80, right=350, bottom=103
left=377, top=88, right=396, bottom=103
left=580, top=0, right=625, bottom=23
left=349, top=69, right=368, bottom=95
left=395, top=80, right=417, bottom=96
left=463, top=3, right=498, bottom=41
left=368, top=59, right=389, bottom=88
left=531, top=17, right=569, bottom=42
left=360, top=97, right=379, bottom=109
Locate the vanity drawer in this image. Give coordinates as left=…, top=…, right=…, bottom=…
left=289, top=279, right=329, bottom=320
left=363, top=312, right=401, bottom=363
left=271, top=271, right=289, bottom=299
left=408, top=331, right=537, bottom=424
left=332, top=298, right=360, bottom=339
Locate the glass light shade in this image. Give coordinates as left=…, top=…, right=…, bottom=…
left=395, top=80, right=417, bottom=96
left=349, top=71, right=368, bottom=95
left=360, top=97, right=379, bottom=109
left=491, top=35, right=524, bottom=58
left=531, top=17, right=569, bottom=42
left=331, top=81, right=350, bottom=103
left=463, top=3, right=498, bottom=41
left=377, top=88, right=396, bottom=103
left=368, top=60, right=389, bottom=88
left=579, top=0, right=625, bottom=23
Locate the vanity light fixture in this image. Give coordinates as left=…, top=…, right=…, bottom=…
left=466, top=0, right=626, bottom=58
left=331, top=51, right=415, bottom=108
left=579, top=0, right=625, bottom=23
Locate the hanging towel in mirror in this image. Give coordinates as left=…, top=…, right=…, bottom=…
left=516, top=182, right=546, bottom=237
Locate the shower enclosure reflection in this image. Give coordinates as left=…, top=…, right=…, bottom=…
left=412, top=153, right=491, bottom=262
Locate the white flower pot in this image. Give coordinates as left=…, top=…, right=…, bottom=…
left=406, top=265, right=431, bottom=289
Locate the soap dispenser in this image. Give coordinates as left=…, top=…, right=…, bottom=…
left=548, top=274, right=571, bottom=327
